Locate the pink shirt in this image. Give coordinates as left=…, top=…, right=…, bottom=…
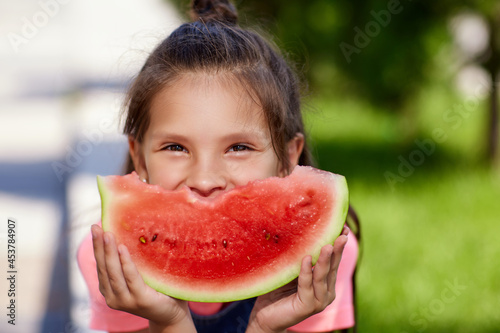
left=77, top=229, right=357, bottom=332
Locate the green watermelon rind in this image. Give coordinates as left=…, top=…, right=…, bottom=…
left=97, top=175, right=109, bottom=230
left=97, top=169, right=349, bottom=303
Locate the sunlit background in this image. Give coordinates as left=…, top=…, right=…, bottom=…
left=0, top=0, right=499, bottom=332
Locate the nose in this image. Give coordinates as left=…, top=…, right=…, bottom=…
left=185, top=159, right=227, bottom=198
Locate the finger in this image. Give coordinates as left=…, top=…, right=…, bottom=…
left=341, top=225, right=350, bottom=237
left=91, top=225, right=112, bottom=296
left=118, top=244, right=149, bottom=296
left=312, top=244, right=334, bottom=303
left=103, top=232, right=131, bottom=297
left=326, top=233, right=348, bottom=291
left=296, top=255, right=314, bottom=305
left=331, top=233, right=348, bottom=271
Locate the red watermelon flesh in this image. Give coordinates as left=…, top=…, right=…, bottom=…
left=98, top=166, right=348, bottom=302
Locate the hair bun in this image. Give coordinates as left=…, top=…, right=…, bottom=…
left=190, top=0, right=238, bottom=25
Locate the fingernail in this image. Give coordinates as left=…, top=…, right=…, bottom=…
left=103, top=233, right=110, bottom=244
left=91, top=225, right=97, bottom=239
left=305, top=255, right=312, bottom=267
left=118, top=244, right=128, bottom=256
left=327, top=244, right=334, bottom=256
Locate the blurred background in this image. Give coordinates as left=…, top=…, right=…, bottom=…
left=0, top=0, right=499, bottom=332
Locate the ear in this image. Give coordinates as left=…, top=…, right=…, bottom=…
left=128, top=136, right=148, bottom=182
left=286, top=132, right=305, bottom=170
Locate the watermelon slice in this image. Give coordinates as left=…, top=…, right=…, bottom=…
left=98, top=166, right=348, bottom=302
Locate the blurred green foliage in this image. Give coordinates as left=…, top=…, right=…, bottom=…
left=248, top=0, right=446, bottom=109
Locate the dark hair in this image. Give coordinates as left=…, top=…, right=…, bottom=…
left=122, top=0, right=312, bottom=174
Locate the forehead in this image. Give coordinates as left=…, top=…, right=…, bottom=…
left=147, top=73, right=269, bottom=136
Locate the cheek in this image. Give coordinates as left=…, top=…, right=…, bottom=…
left=228, top=155, right=280, bottom=186
left=146, top=159, right=186, bottom=190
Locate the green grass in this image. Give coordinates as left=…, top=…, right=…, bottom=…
left=304, top=91, right=500, bottom=332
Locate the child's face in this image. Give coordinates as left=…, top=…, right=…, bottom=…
left=129, top=74, right=303, bottom=198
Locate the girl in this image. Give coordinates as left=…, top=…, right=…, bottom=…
left=78, top=0, right=359, bottom=332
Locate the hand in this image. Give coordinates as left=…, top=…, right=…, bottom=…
left=91, top=225, right=196, bottom=332
left=246, top=226, right=349, bottom=333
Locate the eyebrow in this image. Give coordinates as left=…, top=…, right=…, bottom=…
left=150, top=130, right=269, bottom=143
left=150, top=132, right=189, bottom=142
left=221, top=131, right=268, bottom=142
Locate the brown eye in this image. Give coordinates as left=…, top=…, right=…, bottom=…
left=229, top=145, right=250, bottom=152
left=164, top=144, right=187, bottom=152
